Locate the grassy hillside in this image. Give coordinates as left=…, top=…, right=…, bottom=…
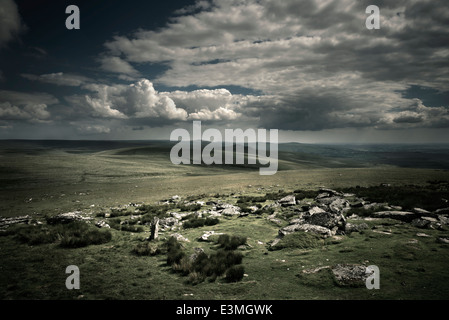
left=1, top=140, right=449, bottom=300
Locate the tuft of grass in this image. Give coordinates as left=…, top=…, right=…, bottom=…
left=217, top=234, right=247, bottom=250
left=10, top=222, right=112, bottom=248
left=132, top=241, right=160, bottom=256
left=58, top=221, right=112, bottom=248
left=225, top=265, right=245, bottom=283
left=269, top=232, right=322, bottom=251
left=183, top=217, right=219, bottom=229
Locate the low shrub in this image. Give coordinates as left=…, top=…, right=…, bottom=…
left=14, top=225, right=59, bottom=245
left=177, top=203, right=202, bottom=211
left=269, top=232, right=321, bottom=251
left=12, top=221, right=112, bottom=248
left=166, top=237, right=245, bottom=284
left=217, top=234, right=247, bottom=250
left=59, top=221, right=112, bottom=248
left=183, top=217, right=219, bottom=229
left=132, top=242, right=160, bottom=256
left=166, top=237, right=185, bottom=266
left=225, top=265, right=245, bottom=282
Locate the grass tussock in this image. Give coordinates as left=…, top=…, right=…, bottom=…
left=165, top=236, right=245, bottom=284
left=11, top=221, right=112, bottom=248
left=183, top=216, right=219, bottom=229
left=269, top=232, right=322, bottom=251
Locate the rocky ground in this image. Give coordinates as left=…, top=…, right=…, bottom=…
left=2, top=185, right=449, bottom=289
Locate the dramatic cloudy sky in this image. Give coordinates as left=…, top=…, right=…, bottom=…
left=0, top=0, right=448, bottom=142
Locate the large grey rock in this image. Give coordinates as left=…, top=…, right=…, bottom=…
left=305, top=211, right=345, bottom=230
left=331, top=264, right=368, bottom=287
left=279, top=223, right=334, bottom=238
left=279, top=195, right=296, bottom=206
left=413, top=208, right=432, bottom=215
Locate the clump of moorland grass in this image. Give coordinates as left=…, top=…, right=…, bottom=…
left=182, top=215, right=219, bottom=229
left=216, top=234, right=247, bottom=250
left=132, top=241, right=161, bottom=256
left=225, top=265, right=245, bottom=282
left=166, top=236, right=245, bottom=284
left=58, top=221, right=112, bottom=248
left=166, top=236, right=186, bottom=266
left=108, top=218, right=144, bottom=233
left=11, top=221, right=112, bottom=248
left=269, top=232, right=322, bottom=251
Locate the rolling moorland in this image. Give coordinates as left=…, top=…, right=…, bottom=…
left=1, top=140, right=449, bottom=300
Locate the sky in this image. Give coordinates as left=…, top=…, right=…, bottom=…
left=0, top=0, right=448, bottom=143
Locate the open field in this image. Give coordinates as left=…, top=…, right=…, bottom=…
left=1, top=140, right=449, bottom=300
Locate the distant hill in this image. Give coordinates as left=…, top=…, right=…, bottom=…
left=1, top=140, right=449, bottom=170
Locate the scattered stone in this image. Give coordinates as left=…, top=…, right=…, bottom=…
left=435, top=208, right=449, bottom=215
left=198, top=231, right=224, bottom=242
left=411, top=216, right=442, bottom=229
left=344, top=222, right=369, bottom=233
left=413, top=208, right=431, bottom=215
left=279, top=195, right=296, bottom=206
left=438, top=237, right=449, bottom=244
left=95, top=220, right=110, bottom=228
left=171, top=233, right=189, bottom=242
left=221, top=207, right=241, bottom=216
left=437, top=214, right=449, bottom=225
left=159, top=217, right=180, bottom=230
left=407, top=239, right=419, bottom=244
left=351, top=201, right=365, bottom=208
left=319, top=188, right=342, bottom=196
left=372, top=230, right=392, bottom=235
left=0, top=215, right=31, bottom=228
left=308, top=206, right=326, bottom=215
left=416, top=233, right=430, bottom=237
left=328, top=198, right=350, bottom=214
left=372, top=211, right=417, bottom=222
left=301, top=266, right=330, bottom=274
